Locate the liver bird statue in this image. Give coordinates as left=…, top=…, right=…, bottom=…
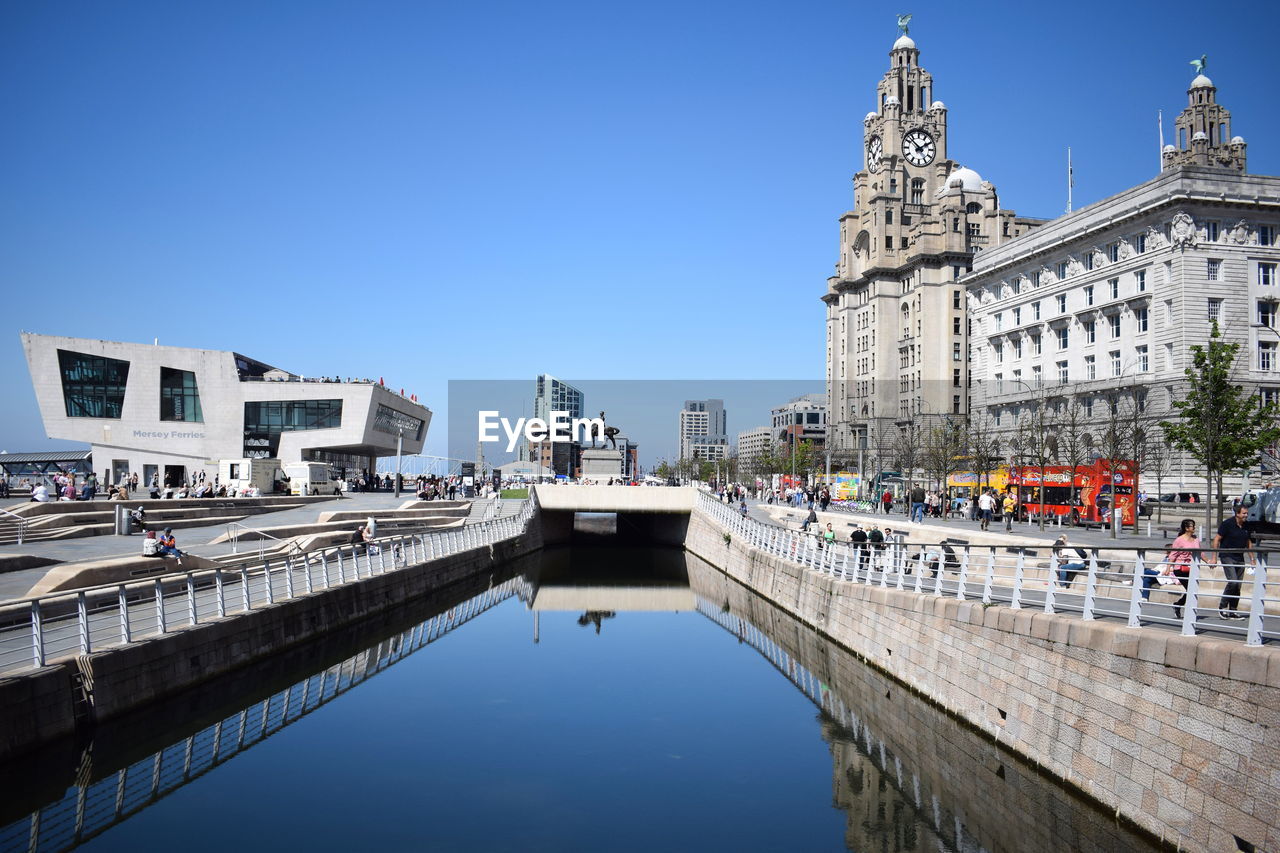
left=1190, top=54, right=1207, bottom=75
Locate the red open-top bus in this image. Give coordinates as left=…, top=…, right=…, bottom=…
left=1006, top=459, right=1138, bottom=526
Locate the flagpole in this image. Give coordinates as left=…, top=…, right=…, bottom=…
left=1158, top=109, right=1165, bottom=172
left=1066, top=147, right=1073, bottom=213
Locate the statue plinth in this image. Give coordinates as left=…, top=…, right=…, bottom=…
left=580, top=447, right=625, bottom=480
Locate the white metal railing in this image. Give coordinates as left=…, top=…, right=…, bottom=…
left=696, top=493, right=1278, bottom=647
left=0, top=500, right=536, bottom=675
left=0, top=506, right=27, bottom=545
left=225, top=521, right=302, bottom=561
left=0, top=575, right=535, bottom=853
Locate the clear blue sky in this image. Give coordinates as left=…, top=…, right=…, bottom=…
left=4, top=0, right=1277, bottom=459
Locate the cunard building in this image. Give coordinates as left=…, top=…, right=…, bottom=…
left=823, top=22, right=1045, bottom=466
left=965, top=63, right=1280, bottom=490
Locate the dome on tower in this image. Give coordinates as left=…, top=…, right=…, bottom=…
left=1191, top=73, right=1213, bottom=88
left=884, top=95, right=900, bottom=106
left=1163, top=144, right=1176, bottom=153
left=892, top=34, right=916, bottom=50
left=864, top=112, right=878, bottom=122
left=930, top=100, right=946, bottom=110
left=1231, top=136, right=1245, bottom=145
left=1193, top=130, right=1208, bottom=141
left=945, top=166, right=984, bottom=193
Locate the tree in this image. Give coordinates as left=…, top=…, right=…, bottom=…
left=962, top=409, right=1004, bottom=503
left=1012, top=397, right=1060, bottom=530
left=890, top=421, right=924, bottom=513
left=1143, top=427, right=1175, bottom=526
left=1161, top=323, right=1280, bottom=533
left=1097, top=391, right=1134, bottom=539
left=922, top=419, right=965, bottom=520
left=1057, top=397, right=1091, bottom=523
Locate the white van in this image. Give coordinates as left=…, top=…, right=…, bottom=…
left=219, top=458, right=282, bottom=496
left=282, top=462, right=341, bottom=496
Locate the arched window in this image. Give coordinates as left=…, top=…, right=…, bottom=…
left=966, top=202, right=982, bottom=215
left=910, top=179, right=924, bottom=205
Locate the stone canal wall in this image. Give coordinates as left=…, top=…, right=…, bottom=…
left=0, top=527, right=541, bottom=761
left=684, top=508, right=1280, bottom=853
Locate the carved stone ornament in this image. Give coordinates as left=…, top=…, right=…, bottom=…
left=1000, top=281, right=1013, bottom=299
left=1091, top=247, right=1108, bottom=268
left=1039, top=266, right=1055, bottom=285
left=1170, top=211, right=1197, bottom=251
left=1147, top=224, right=1166, bottom=249
left=1066, top=257, right=1085, bottom=277
left=965, top=291, right=980, bottom=309
left=1228, top=219, right=1255, bottom=245
left=1118, top=239, right=1135, bottom=260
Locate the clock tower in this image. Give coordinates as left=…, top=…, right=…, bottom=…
left=823, top=22, right=1045, bottom=478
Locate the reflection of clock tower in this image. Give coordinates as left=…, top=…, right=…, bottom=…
left=823, top=22, right=1044, bottom=474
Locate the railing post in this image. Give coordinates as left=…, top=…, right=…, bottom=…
left=77, top=591, right=91, bottom=654
left=1011, top=550, right=1025, bottom=610
left=215, top=569, right=226, bottom=618
left=957, top=548, right=970, bottom=600
left=932, top=553, right=944, bottom=597
left=1183, top=555, right=1202, bottom=636
left=186, top=573, right=197, bottom=626
left=285, top=557, right=296, bottom=599
left=910, top=551, right=921, bottom=593
left=981, top=548, right=995, bottom=605
left=378, top=544, right=387, bottom=573
left=1126, top=552, right=1146, bottom=627
left=303, top=555, right=314, bottom=595
left=155, top=578, right=167, bottom=634
left=336, top=549, right=345, bottom=584
left=31, top=600, right=45, bottom=668
left=1246, top=555, right=1266, bottom=646
left=1045, top=552, right=1058, bottom=614
left=118, top=585, right=131, bottom=643
left=1082, top=551, right=1099, bottom=621
left=264, top=562, right=275, bottom=605
left=241, top=567, right=251, bottom=612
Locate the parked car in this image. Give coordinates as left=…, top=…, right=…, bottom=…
left=1157, top=492, right=1202, bottom=504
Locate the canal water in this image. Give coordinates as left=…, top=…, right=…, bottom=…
left=0, top=546, right=1165, bottom=852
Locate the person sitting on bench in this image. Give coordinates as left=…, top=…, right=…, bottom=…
left=157, top=527, right=184, bottom=564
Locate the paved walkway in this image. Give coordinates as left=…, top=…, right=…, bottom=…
left=737, top=499, right=1206, bottom=553
left=0, top=492, right=472, bottom=603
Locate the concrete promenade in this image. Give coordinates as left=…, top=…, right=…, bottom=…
left=0, top=493, right=513, bottom=603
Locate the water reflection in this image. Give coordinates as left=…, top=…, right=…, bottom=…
left=0, top=546, right=1165, bottom=853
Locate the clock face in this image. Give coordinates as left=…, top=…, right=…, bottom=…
left=866, top=136, right=883, bottom=173
left=902, top=129, right=935, bottom=166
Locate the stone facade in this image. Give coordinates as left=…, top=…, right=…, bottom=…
left=824, top=33, right=1044, bottom=462
left=966, top=163, right=1280, bottom=490
left=685, top=506, right=1280, bottom=851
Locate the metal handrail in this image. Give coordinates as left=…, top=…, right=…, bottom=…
left=697, top=492, right=1277, bottom=646
left=0, top=575, right=534, bottom=852
left=0, top=499, right=537, bottom=675
left=0, top=506, right=27, bottom=545
left=225, top=521, right=301, bottom=561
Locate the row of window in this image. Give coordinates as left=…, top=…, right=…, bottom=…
left=993, top=310, right=1148, bottom=361
left=993, top=273, right=1148, bottom=331
left=58, top=350, right=202, bottom=423
left=994, top=346, right=1150, bottom=387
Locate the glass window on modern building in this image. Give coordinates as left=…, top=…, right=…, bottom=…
left=373, top=404, right=425, bottom=441
left=57, top=349, right=129, bottom=418
left=159, top=367, right=203, bottom=422
left=243, top=400, right=343, bottom=457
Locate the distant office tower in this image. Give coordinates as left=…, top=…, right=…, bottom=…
left=524, top=374, right=584, bottom=477
left=771, top=394, right=827, bottom=448
left=679, top=399, right=727, bottom=459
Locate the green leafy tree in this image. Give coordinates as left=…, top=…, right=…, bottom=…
left=1160, top=323, right=1280, bottom=532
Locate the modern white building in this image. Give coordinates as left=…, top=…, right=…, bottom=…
left=679, top=399, right=727, bottom=460
left=965, top=71, right=1280, bottom=489
left=771, top=393, right=828, bottom=448
left=21, top=333, right=432, bottom=487
left=736, top=426, right=773, bottom=463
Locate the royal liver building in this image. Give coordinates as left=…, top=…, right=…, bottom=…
left=823, top=23, right=1044, bottom=465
